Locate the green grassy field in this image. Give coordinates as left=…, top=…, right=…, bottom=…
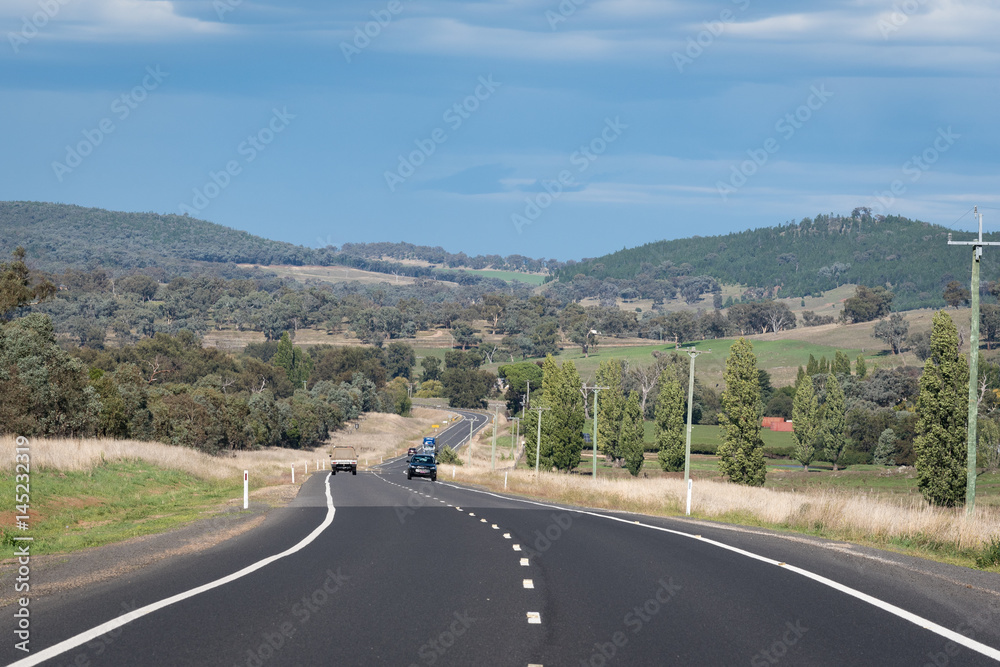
left=0, top=461, right=245, bottom=556
left=432, top=267, right=547, bottom=285
left=484, top=338, right=869, bottom=386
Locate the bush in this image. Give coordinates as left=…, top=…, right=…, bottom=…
left=437, top=445, right=462, bottom=465
left=834, top=450, right=871, bottom=468
left=975, top=537, right=1000, bottom=569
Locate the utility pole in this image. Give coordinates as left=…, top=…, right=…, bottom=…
left=468, top=415, right=474, bottom=465
left=510, top=417, right=519, bottom=459
left=948, top=207, right=998, bottom=514
left=683, top=349, right=710, bottom=487
left=491, top=407, right=499, bottom=471
left=583, top=385, right=608, bottom=479
left=533, top=406, right=549, bottom=477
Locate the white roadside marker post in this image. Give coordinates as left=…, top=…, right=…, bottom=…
left=291, top=465, right=295, bottom=484
left=243, top=470, right=248, bottom=509
left=686, top=478, right=692, bottom=516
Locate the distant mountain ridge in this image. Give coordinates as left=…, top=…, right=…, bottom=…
left=556, top=212, right=988, bottom=310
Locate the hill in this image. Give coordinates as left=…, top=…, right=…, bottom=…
left=556, top=212, right=989, bottom=311
left=0, top=202, right=548, bottom=287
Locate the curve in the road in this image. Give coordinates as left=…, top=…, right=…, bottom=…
left=8, top=476, right=337, bottom=667
left=436, top=481, right=1000, bottom=664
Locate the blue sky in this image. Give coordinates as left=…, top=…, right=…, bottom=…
left=2, top=0, right=998, bottom=261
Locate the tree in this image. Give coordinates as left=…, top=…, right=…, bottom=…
left=526, top=356, right=585, bottom=471
left=421, top=355, right=441, bottom=381
left=620, top=391, right=646, bottom=476
left=914, top=311, right=968, bottom=506
left=842, top=285, right=893, bottom=323
left=0, top=313, right=100, bottom=436
left=942, top=280, right=970, bottom=308
left=978, top=418, right=1000, bottom=471
left=873, top=428, right=897, bottom=466
left=1, top=247, right=55, bottom=318
left=450, top=322, right=481, bottom=350
left=855, top=354, right=867, bottom=379
left=654, top=372, right=685, bottom=472
left=821, top=373, right=847, bottom=470
left=831, top=350, right=851, bottom=376
left=596, top=359, right=626, bottom=467
left=497, top=361, right=543, bottom=414
left=980, top=304, right=1000, bottom=351
left=873, top=313, right=909, bottom=355
left=385, top=341, right=415, bottom=379
left=791, top=375, right=820, bottom=471
left=272, top=332, right=313, bottom=388
left=717, top=338, right=766, bottom=486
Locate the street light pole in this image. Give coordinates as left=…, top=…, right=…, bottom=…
left=947, top=207, right=999, bottom=514
left=491, top=407, right=499, bottom=471
left=583, top=385, right=608, bottom=479
left=683, top=349, right=710, bottom=487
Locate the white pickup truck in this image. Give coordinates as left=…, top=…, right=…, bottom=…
left=329, top=446, right=358, bottom=475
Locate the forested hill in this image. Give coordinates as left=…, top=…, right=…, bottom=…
left=0, top=201, right=318, bottom=271
left=0, top=202, right=551, bottom=284
left=557, top=212, right=992, bottom=310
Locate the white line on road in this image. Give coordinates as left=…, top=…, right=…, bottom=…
left=11, top=475, right=338, bottom=667
left=523, top=579, right=534, bottom=589
left=439, top=482, right=1000, bottom=663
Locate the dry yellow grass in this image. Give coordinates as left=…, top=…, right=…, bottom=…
left=452, top=467, right=1000, bottom=553
left=1, top=408, right=451, bottom=484
left=2, top=435, right=329, bottom=483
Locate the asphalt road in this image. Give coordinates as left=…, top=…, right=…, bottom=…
left=4, top=461, right=1000, bottom=666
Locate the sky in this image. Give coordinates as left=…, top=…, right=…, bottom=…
left=1, top=0, right=998, bottom=262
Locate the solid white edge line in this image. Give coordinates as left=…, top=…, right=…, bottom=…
left=11, top=475, right=337, bottom=667
left=438, top=482, right=1000, bottom=662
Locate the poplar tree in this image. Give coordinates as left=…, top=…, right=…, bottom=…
left=655, top=371, right=685, bottom=472
left=914, top=311, right=968, bottom=506
left=855, top=354, right=867, bottom=379
left=791, top=375, right=819, bottom=471
left=832, top=350, right=852, bottom=376
left=596, top=358, right=625, bottom=467
left=718, top=338, right=766, bottom=486
left=821, top=373, right=847, bottom=470
left=527, top=355, right=586, bottom=472
left=273, top=331, right=312, bottom=388
left=620, top=391, right=646, bottom=477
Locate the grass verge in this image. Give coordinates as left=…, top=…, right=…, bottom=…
left=448, top=465, right=1000, bottom=571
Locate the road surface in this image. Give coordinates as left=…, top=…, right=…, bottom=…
left=4, top=458, right=1000, bottom=666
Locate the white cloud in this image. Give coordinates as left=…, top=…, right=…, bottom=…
left=2, top=0, right=227, bottom=41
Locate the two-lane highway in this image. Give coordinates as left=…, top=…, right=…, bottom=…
left=4, top=460, right=1000, bottom=666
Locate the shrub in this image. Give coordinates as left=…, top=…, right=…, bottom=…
left=975, top=537, right=1000, bottom=569
left=437, top=445, right=462, bottom=465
